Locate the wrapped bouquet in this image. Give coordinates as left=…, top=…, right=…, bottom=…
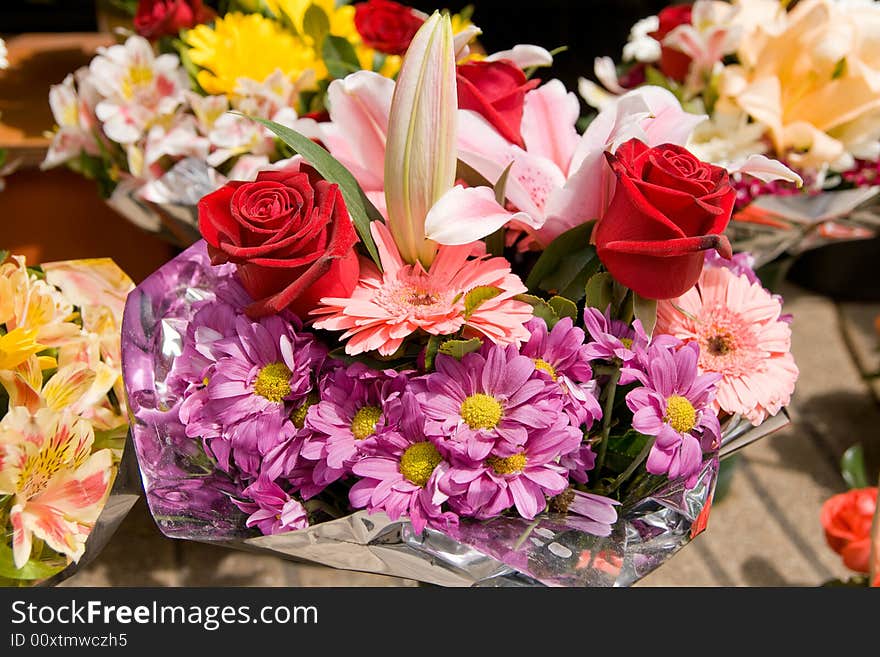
left=583, top=0, right=880, bottom=265
left=123, top=12, right=797, bottom=586
left=0, top=254, right=138, bottom=586
left=40, top=0, right=539, bottom=245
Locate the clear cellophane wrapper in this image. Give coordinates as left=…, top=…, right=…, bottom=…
left=729, top=187, right=880, bottom=268
left=122, top=242, right=790, bottom=587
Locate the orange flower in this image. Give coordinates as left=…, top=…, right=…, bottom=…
left=820, top=487, right=878, bottom=574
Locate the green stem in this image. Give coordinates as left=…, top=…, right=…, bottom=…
left=601, top=436, right=656, bottom=496
left=512, top=518, right=542, bottom=551
left=594, top=366, right=621, bottom=479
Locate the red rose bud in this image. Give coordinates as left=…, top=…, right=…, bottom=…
left=456, top=59, right=540, bottom=148
left=134, top=0, right=214, bottom=41
left=198, top=166, right=360, bottom=319
left=595, top=139, right=735, bottom=300
left=649, top=4, right=693, bottom=82
left=821, top=487, right=878, bottom=575
left=354, top=0, right=426, bottom=56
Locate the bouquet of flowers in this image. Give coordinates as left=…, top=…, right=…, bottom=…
left=123, top=12, right=797, bottom=586
left=583, top=0, right=880, bottom=265
left=0, top=253, right=138, bottom=586
left=40, top=0, right=536, bottom=245
left=820, top=445, right=879, bottom=587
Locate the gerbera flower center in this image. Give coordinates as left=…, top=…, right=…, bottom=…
left=253, top=362, right=292, bottom=403
left=459, top=393, right=503, bottom=430
left=487, top=453, right=528, bottom=475
left=706, top=330, right=733, bottom=354
left=405, top=289, right=439, bottom=307
left=696, top=305, right=762, bottom=376
left=351, top=405, right=382, bottom=440
left=665, top=395, right=697, bottom=434
left=291, top=392, right=319, bottom=429
left=399, top=442, right=443, bottom=487
left=620, top=338, right=633, bottom=349
left=533, top=358, right=558, bottom=380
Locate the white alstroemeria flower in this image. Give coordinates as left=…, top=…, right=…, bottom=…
left=89, top=35, right=189, bottom=144
left=623, top=15, right=661, bottom=63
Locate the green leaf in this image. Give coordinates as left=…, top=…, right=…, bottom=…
left=525, top=223, right=597, bottom=300
left=250, top=117, right=381, bottom=266
left=841, top=444, right=869, bottom=489
left=0, top=542, right=67, bottom=581
left=322, top=35, right=362, bottom=79
left=303, top=4, right=331, bottom=44
left=438, top=338, right=483, bottom=360
left=424, top=335, right=443, bottom=371
left=463, top=286, right=501, bottom=319
left=585, top=272, right=614, bottom=312
left=548, top=296, right=578, bottom=322
left=633, top=293, right=658, bottom=336
left=0, top=250, right=9, bottom=265
left=515, top=294, right=559, bottom=328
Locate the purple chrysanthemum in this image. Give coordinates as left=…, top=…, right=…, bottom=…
left=348, top=393, right=458, bottom=534
left=559, top=443, right=597, bottom=485
left=300, top=363, right=409, bottom=493
left=582, top=307, right=649, bottom=383
left=520, top=317, right=602, bottom=428
left=233, top=477, right=309, bottom=536
left=436, top=419, right=580, bottom=520
left=417, top=345, right=567, bottom=462
left=182, top=314, right=326, bottom=477
left=623, top=341, right=721, bottom=489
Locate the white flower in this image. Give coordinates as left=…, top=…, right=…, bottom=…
left=623, top=16, right=661, bottom=63
left=89, top=35, right=189, bottom=144
left=42, top=72, right=102, bottom=169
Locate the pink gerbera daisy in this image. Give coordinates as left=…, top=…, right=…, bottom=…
left=655, top=266, right=799, bottom=425
left=312, top=222, right=533, bottom=356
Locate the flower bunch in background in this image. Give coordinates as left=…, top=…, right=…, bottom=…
left=820, top=444, right=879, bottom=587
left=587, top=0, right=880, bottom=183
left=41, top=1, right=495, bottom=236
left=133, top=11, right=799, bottom=547
left=0, top=253, right=134, bottom=584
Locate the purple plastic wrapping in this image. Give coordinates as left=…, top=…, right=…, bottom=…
left=121, top=241, right=790, bottom=587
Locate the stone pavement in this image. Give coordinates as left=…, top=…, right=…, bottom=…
left=61, top=282, right=880, bottom=588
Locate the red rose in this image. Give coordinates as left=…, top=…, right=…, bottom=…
left=821, top=487, right=878, bottom=574
left=456, top=60, right=540, bottom=148
left=354, top=0, right=425, bottom=56
left=134, top=0, right=214, bottom=41
left=650, top=4, right=693, bottom=82
left=595, top=139, right=735, bottom=300
left=198, top=166, right=360, bottom=319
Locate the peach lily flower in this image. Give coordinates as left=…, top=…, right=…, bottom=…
left=0, top=407, right=114, bottom=569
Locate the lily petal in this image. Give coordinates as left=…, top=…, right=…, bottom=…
left=384, top=12, right=457, bottom=267
left=424, top=185, right=536, bottom=245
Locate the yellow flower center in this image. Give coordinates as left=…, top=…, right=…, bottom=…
left=291, top=392, right=319, bottom=429
left=253, top=362, right=292, bottom=403
left=665, top=395, right=697, bottom=434
left=620, top=338, right=633, bottom=349
left=533, top=358, right=557, bottom=380
left=459, top=393, right=503, bottom=430
left=399, top=442, right=443, bottom=487
left=351, top=405, right=382, bottom=440
left=487, top=453, right=528, bottom=475
left=122, top=65, right=154, bottom=99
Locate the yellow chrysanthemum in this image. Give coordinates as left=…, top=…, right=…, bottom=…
left=184, top=12, right=322, bottom=95
left=268, top=0, right=401, bottom=78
